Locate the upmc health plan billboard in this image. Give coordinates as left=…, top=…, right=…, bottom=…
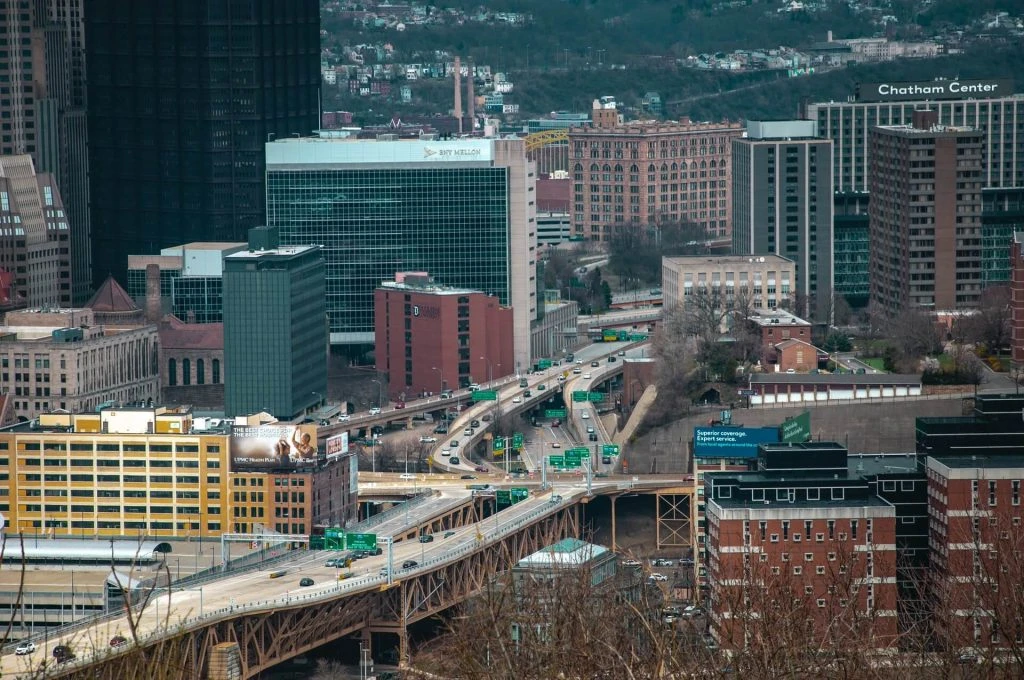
left=231, top=423, right=321, bottom=471
left=694, top=426, right=779, bottom=459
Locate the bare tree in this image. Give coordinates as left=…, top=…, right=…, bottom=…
left=965, top=285, right=1012, bottom=353
left=885, top=308, right=943, bottom=369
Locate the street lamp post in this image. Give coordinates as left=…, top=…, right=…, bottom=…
left=479, top=357, right=493, bottom=385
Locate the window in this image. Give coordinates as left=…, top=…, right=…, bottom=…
left=182, top=359, right=191, bottom=385
left=782, top=521, right=790, bottom=540
left=816, top=566, right=825, bottom=575
left=759, top=521, right=767, bottom=541
left=770, top=534, right=779, bottom=543
left=804, top=553, right=814, bottom=562
left=806, top=488, right=819, bottom=501
left=828, top=552, right=836, bottom=561
left=851, top=520, right=858, bottom=540
left=197, top=359, right=205, bottom=385
left=816, top=533, right=824, bottom=542
left=816, top=599, right=826, bottom=608
left=212, top=359, right=221, bottom=384
left=168, top=358, right=177, bottom=386
left=793, top=566, right=802, bottom=575
left=882, top=481, right=896, bottom=492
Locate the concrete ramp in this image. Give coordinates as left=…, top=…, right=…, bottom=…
left=614, top=384, right=658, bottom=446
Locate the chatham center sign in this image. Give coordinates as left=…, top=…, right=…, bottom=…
left=857, top=78, right=1014, bottom=103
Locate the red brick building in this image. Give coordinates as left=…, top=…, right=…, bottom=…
left=375, top=274, right=514, bottom=399
left=568, top=103, right=743, bottom=243
left=772, top=338, right=826, bottom=373
left=748, top=310, right=812, bottom=352
left=925, top=455, right=1024, bottom=650
left=704, top=445, right=899, bottom=651
left=1012, top=232, right=1024, bottom=365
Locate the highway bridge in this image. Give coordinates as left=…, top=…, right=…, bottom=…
left=5, top=475, right=696, bottom=680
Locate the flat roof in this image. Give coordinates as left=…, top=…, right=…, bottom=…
left=0, top=539, right=172, bottom=563
left=847, top=452, right=920, bottom=476
left=748, top=311, right=812, bottom=327
left=224, top=245, right=318, bottom=260
left=664, top=254, right=794, bottom=266
left=930, top=455, right=1024, bottom=469
left=379, top=280, right=482, bottom=296
left=713, top=495, right=891, bottom=510
left=517, top=538, right=609, bottom=568
left=750, top=373, right=920, bottom=385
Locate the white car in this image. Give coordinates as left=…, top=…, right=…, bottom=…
left=399, top=473, right=416, bottom=480
left=551, top=442, right=561, bottom=448
left=583, top=373, right=592, bottom=379
left=581, top=411, right=590, bottom=419
left=512, top=396, right=522, bottom=403
left=441, top=449, right=451, bottom=457
left=648, top=573, right=668, bottom=582
left=573, top=368, right=582, bottom=374
left=337, top=414, right=351, bottom=422
left=368, top=407, right=381, bottom=415
left=419, top=436, right=437, bottom=444
left=15, top=642, right=36, bottom=655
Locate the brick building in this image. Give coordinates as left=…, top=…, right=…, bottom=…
left=748, top=310, right=813, bottom=352
left=569, top=104, right=743, bottom=242
left=704, top=443, right=899, bottom=651
left=374, top=274, right=514, bottom=398
left=771, top=338, right=827, bottom=373
left=159, top=315, right=225, bottom=409
left=868, top=110, right=984, bottom=313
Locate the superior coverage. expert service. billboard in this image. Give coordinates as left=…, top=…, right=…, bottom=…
left=693, top=426, right=780, bottom=459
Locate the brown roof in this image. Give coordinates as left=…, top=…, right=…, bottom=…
left=774, top=338, right=825, bottom=353
left=86, top=276, right=139, bottom=313
left=158, top=315, right=223, bottom=351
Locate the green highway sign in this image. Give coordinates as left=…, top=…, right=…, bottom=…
left=602, top=444, right=621, bottom=456
left=588, top=392, right=605, bottom=402
left=496, top=490, right=512, bottom=507
left=471, top=390, right=498, bottom=401
left=548, top=455, right=565, bottom=468
left=511, top=487, right=529, bottom=502
left=567, top=447, right=590, bottom=459
left=780, top=411, right=811, bottom=443
left=537, top=359, right=552, bottom=369
left=562, top=457, right=581, bottom=468
left=512, top=432, right=524, bottom=450
left=572, top=391, right=589, bottom=402
left=492, top=437, right=506, bottom=451
left=325, top=528, right=345, bottom=550
left=545, top=409, right=567, bottom=418
left=345, top=533, right=378, bottom=552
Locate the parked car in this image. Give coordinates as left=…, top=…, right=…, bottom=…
left=681, top=605, right=702, bottom=618
left=622, top=559, right=642, bottom=568
left=15, top=642, right=36, bottom=655
left=299, top=577, right=315, bottom=587
left=652, top=558, right=675, bottom=567
left=368, top=407, right=381, bottom=415
left=648, top=573, right=668, bottom=582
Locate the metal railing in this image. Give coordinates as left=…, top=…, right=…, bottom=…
left=347, top=490, right=436, bottom=532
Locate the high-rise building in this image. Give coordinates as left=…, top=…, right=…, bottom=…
left=1013, top=232, right=1024, bottom=366
left=868, top=110, right=984, bottom=313
left=732, top=121, right=834, bottom=321
left=804, top=79, right=1023, bottom=193
left=0, top=154, right=72, bottom=307
left=85, top=0, right=321, bottom=287
left=568, top=101, right=743, bottom=242
left=266, top=135, right=537, bottom=372
left=1, top=0, right=90, bottom=303
left=833, top=192, right=870, bottom=307
left=981, top=188, right=1024, bottom=286
left=223, top=227, right=327, bottom=420
left=374, top=274, right=515, bottom=398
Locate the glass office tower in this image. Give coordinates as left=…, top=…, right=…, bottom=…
left=265, top=137, right=536, bottom=371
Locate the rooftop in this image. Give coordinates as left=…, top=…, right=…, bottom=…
left=847, top=452, right=920, bottom=477
left=224, top=244, right=319, bottom=260
left=86, top=276, right=139, bottom=314
left=379, top=280, right=483, bottom=296
left=664, top=254, right=794, bottom=267
left=875, top=123, right=981, bottom=136
left=929, top=455, right=1024, bottom=470
left=713, top=495, right=891, bottom=510
left=750, top=373, right=921, bottom=386
left=517, top=538, right=609, bottom=568
left=748, top=310, right=812, bottom=327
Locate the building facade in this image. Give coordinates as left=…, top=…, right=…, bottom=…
left=265, top=135, right=537, bottom=371
left=1, top=0, right=90, bottom=303
left=662, top=255, right=796, bottom=315
left=374, top=275, right=514, bottom=398
left=804, top=81, right=1023, bottom=193
left=833, top=192, right=870, bottom=307
left=732, top=121, right=834, bottom=321
left=981, top=188, right=1024, bottom=287
left=0, top=155, right=72, bottom=307
left=868, top=111, right=984, bottom=313
left=1013, top=232, right=1024, bottom=365
left=223, top=227, right=327, bottom=420
left=159, top=315, right=225, bottom=409
left=126, top=242, right=246, bottom=324
left=0, top=307, right=158, bottom=419
left=85, top=0, right=321, bottom=287
left=748, top=310, right=812, bottom=351
left=568, top=110, right=743, bottom=242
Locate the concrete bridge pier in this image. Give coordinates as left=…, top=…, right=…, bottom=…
left=206, top=642, right=242, bottom=680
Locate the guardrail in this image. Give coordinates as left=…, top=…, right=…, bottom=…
left=347, top=490, right=436, bottom=532
left=41, top=495, right=577, bottom=672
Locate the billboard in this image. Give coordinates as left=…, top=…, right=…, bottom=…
left=230, top=423, right=320, bottom=470
left=856, top=79, right=1013, bottom=103
left=326, top=433, right=349, bottom=460
left=693, top=426, right=779, bottom=459
left=780, top=411, right=811, bottom=443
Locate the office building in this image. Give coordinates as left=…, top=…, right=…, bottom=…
left=85, top=0, right=321, bottom=287
left=1, top=0, right=90, bottom=303
left=915, top=393, right=1024, bottom=457
left=568, top=102, right=743, bottom=242
left=0, top=155, right=72, bottom=307
left=0, top=307, right=158, bottom=419
left=0, top=407, right=357, bottom=538
left=803, top=79, right=1023, bottom=193
left=1013, top=233, right=1024, bottom=365
left=732, top=121, right=834, bottom=321
left=704, top=444, right=899, bottom=651
left=868, top=110, right=984, bottom=313
left=266, top=135, right=537, bottom=371
left=981, top=188, right=1024, bottom=286
left=223, top=227, right=327, bottom=420
left=662, top=254, right=795, bottom=315
left=374, top=274, right=514, bottom=399
left=127, top=242, right=247, bottom=324
left=833, top=192, right=870, bottom=307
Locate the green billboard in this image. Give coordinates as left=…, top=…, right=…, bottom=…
left=545, top=409, right=567, bottom=418
left=602, top=444, right=620, bottom=456
left=345, top=533, right=378, bottom=551
left=471, top=390, right=497, bottom=401
left=780, top=411, right=811, bottom=443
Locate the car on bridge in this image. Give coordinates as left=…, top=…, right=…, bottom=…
left=402, top=560, right=418, bottom=569
left=369, top=407, right=381, bottom=415
left=441, top=449, right=451, bottom=457
left=15, top=641, right=36, bottom=655
left=583, top=373, right=592, bottom=379
left=109, top=635, right=128, bottom=648
left=419, top=436, right=437, bottom=444
left=300, top=578, right=315, bottom=587
left=337, top=414, right=351, bottom=422
left=450, top=456, right=461, bottom=465
left=591, top=361, right=600, bottom=367
left=419, top=534, right=434, bottom=543
left=512, top=396, right=522, bottom=403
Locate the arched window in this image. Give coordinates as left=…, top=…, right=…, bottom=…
left=671, top=162, right=678, bottom=171
left=614, top=164, right=623, bottom=172
left=574, top=163, right=583, bottom=171
left=710, top=159, right=717, bottom=168
left=630, top=164, right=639, bottom=173
left=660, top=163, right=668, bottom=171
left=590, top=163, right=599, bottom=171
left=213, top=359, right=221, bottom=384
left=168, top=358, right=177, bottom=387
left=197, top=359, right=205, bottom=385
left=182, top=359, right=191, bottom=386
left=648, top=164, right=656, bottom=172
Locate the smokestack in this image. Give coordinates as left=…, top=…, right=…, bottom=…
left=466, top=60, right=475, bottom=130
left=145, top=264, right=162, bottom=323
left=453, top=56, right=463, bottom=134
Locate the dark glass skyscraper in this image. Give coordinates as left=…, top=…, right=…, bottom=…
left=85, top=0, right=320, bottom=286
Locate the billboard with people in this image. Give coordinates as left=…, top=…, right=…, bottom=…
left=230, top=423, right=320, bottom=471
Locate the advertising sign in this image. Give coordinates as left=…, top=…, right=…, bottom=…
left=780, top=411, right=812, bottom=443
left=325, top=433, right=349, bottom=460
left=693, top=426, right=779, bottom=459
left=856, top=79, right=1013, bottom=103
left=230, top=423, right=320, bottom=470
left=345, top=533, right=378, bottom=551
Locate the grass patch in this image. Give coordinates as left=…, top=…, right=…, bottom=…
left=862, top=357, right=887, bottom=371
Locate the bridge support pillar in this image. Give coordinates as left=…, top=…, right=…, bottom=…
left=610, top=494, right=618, bottom=552
left=206, top=642, right=242, bottom=680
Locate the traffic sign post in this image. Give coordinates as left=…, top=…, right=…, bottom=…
left=588, top=392, right=605, bottom=402
left=345, top=533, right=378, bottom=552
left=471, top=390, right=498, bottom=401
left=325, top=528, right=344, bottom=550
left=496, top=490, right=512, bottom=508
left=548, top=455, right=565, bottom=468
left=512, top=432, right=524, bottom=450
left=510, top=487, right=529, bottom=503
left=492, top=437, right=506, bottom=452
